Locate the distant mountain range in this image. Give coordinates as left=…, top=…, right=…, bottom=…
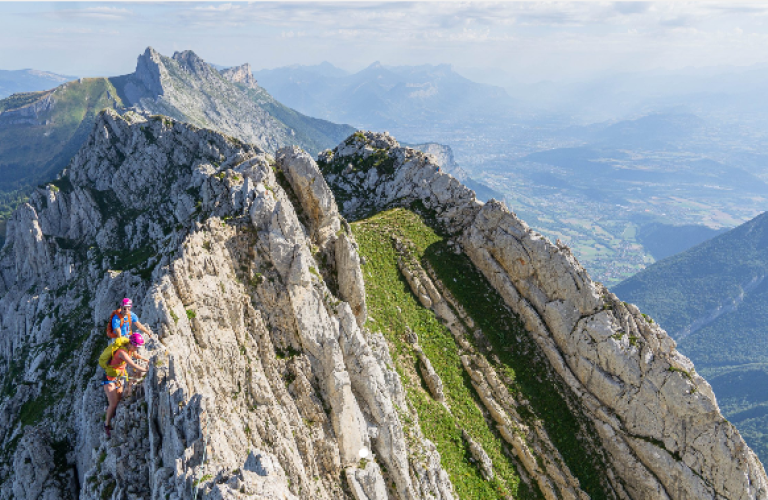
left=253, top=61, right=517, bottom=132
left=0, top=48, right=355, bottom=240
left=0, top=69, right=76, bottom=99
left=505, top=64, right=768, bottom=124
left=613, top=211, right=768, bottom=461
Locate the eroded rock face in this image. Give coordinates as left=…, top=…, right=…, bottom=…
left=464, top=201, right=768, bottom=500
left=324, top=131, right=768, bottom=500
left=319, top=131, right=481, bottom=234
left=122, top=47, right=298, bottom=154
left=220, top=63, right=259, bottom=90
left=0, top=112, right=453, bottom=500
left=2, top=115, right=766, bottom=500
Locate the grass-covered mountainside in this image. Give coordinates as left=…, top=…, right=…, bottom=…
left=352, top=208, right=612, bottom=499
left=613, top=210, right=768, bottom=461
left=0, top=47, right=354, bottom=244
left=0, top=78, right=123, bottom=238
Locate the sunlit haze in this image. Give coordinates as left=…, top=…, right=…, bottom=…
left=2, top=1, right=768, bottom=85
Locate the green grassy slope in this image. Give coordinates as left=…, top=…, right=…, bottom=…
left=0, top=78, right=122, bottom=190
left=353, top=208, right=614, bottom=499
left=612, top=210, right=768, bottom=463
left=0, top=78, right=122, bottom=240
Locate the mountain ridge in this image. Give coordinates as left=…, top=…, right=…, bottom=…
left=252, top=61, right=516, bottom=132
left=0, top=47, right=356, bottom=244
left=0, top=111, right=765, bottom=499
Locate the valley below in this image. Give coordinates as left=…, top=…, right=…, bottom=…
left=380, top=117, right=768, bottom=286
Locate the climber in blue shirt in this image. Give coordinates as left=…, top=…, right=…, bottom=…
left=107, top=298, right=152, bottom=339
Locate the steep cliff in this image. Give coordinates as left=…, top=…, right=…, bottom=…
left=321, top=131, right=768, bottom=500
left=0, top=115, right=765, bottom=500
left=0, top=111, right=451, bottom=500
left=113, top=47, right=354, bottom=156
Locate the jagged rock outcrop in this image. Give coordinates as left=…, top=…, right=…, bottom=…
left=113, top=47, right=353, bottom=156
left=0, top=111, right=453, bottom=500
left=462, top=430, right=493, bottom=481
left=2, top=109, right=767, bottom=500
left=120, top=47, right=289, bottom=154
left=319, top=132, right=478, bottom=233
left=395, top=235, right=589, bottom=499
left=221, top=63, right=259, bottom=90
left=323, top=130, right=768, bottom=500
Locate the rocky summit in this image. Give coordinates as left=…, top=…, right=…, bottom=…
left=0, top=110, right=765, bottom=500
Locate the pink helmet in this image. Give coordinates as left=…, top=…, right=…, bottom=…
left=129, top=333, right=144, bottom=347
left=122, top=298, right=133, bottom=308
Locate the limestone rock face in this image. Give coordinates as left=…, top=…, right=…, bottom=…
left=276, top=145, right=341, bottom=251
left=324, top=130, right=768, bottom=500
left=410, top=142, right=468, bottom=181
left=220, top=63, right=258, bottom=89
left=319, top=131, right=481, bottom=234
left=336, top=231, right=367, bottom=326
left=462, top=200, right=768, bottom=500
left=121, top=48, right=339, bottom=155
left=10, top=427, right=76, bottom=500
left=2, top=114, right=766, bottom=500
left=0, top=112, right=453, bottom=500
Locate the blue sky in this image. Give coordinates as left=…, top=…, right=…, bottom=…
left=2, top=2, right=768, bottom=85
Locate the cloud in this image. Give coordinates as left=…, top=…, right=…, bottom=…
left=46, top=6, right=134, bottom=21
left=707, top=4, right=768, bottom=15
left=613, top=2, right=652, bottom=16
left=659, top=16, right=692, bottom=28
left=6, top=2, right=768, bottom=82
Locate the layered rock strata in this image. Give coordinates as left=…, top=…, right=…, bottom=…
left=323, top=131, right=768, bottom=500
left=220, top=63, right=259, bottom=90
left=0, top=112, right=454, bottom=500
left=117, top=47, right=352, bottom=156
left=394, top=235, right=588, bottom=499
left=1, top=112, right=766, bottom=500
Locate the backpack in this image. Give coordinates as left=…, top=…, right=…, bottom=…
left=106, top=309, right=132, bottom=339
left=99, top=337, right=130, bottom=377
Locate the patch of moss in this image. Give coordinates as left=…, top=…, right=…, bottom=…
left=18, top=389, right=57, bottom=426
left=318, top=148, right=396, bottom=177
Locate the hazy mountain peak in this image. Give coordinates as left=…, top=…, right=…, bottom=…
left=133, top=46, right=168, bottom=97
left=220, top=62, right=258, bottom=89
left=172, top=49, right=218, bottom=79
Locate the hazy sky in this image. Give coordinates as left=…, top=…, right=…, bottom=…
left=2, top=1, right=768, bottom=85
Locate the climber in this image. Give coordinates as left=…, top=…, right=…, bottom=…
left=99, top=333, right=149, bottom=437
left=106, top=298, right=152, bottom=340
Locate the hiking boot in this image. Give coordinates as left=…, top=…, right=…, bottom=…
left=104, top=424, right=112, bottom=438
